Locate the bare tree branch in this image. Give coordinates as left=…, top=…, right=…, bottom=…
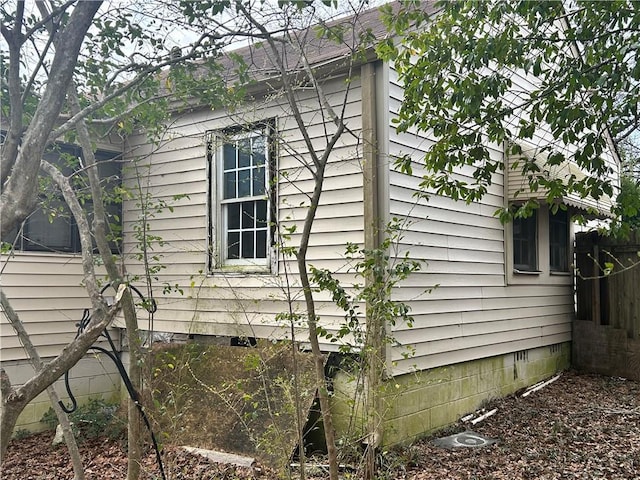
left=1, top=1, right=26, bottom=186
left=0, top=1, right=103, bottom=236
left=24, top=0, right=76, bottom=41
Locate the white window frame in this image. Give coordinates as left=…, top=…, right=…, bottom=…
left=506, top=205, right=573, bottom=285
left=208, top=122, right=276, bottom=273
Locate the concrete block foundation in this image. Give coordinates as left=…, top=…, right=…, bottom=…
left=2, top=353, right=121, bottom=434
left=331, top=342, right=570, bottom=446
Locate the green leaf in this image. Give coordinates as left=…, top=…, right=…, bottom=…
left=603, top=262, right=614, bottom=276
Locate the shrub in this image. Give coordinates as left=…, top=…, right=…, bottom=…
left=40, top=398, right=125, bottom=442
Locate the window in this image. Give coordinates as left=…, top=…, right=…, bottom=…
left=509, top=205, right=573, bottom=281
left=20, top=199, right=81, bottom=252
left=513, top=211, right=537, bottom=272
left=549, top=208, right=569, bottom=272
left=210, top=122, right=275, bottom=271
left=1, top=144, right=122, bottom=254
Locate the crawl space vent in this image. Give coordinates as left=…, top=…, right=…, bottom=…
left=432, top=431, right=498, bottom=449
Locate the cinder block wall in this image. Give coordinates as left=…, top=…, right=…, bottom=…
left=3, top=354, right=121, bottom=434
left=332, top=342, right=570, bottom=446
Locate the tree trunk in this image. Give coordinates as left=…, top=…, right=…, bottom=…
left=0, top=2, right=109, bottom=464
left=0, top=285, right=124, bottom=462
left=290, top=320, right=306, bottom=480
left=67, top=87, right=144, bottom=480
left=0, top=289, right=85, bottom=477
left=0, top=1, right=102, bottom=234
left=0, top=369, right=27, bottom=463
left=124, top=293, right=143, bottom=480
left=46, top=386, right=86, bottom=480
left=298, top=250, right=339, bottom=480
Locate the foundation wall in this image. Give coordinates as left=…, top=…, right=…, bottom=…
left=332, top=342, right=570, bottom=446
left=2, top=353, right=121, bottom=434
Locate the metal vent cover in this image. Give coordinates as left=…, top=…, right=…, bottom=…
left=432, top=430, right=498, bottom=449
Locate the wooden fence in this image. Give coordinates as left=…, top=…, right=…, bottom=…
left=573, top=231, right=640, bottom=380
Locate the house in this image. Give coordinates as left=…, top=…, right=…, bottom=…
left=1, top=2, right=620, bottom=444
left=117, top=3, right=619, bottom=444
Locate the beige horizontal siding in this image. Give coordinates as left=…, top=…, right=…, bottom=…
left=120, top=73, right=366, bottom=346
left=393, top=314, right=570, bottom=347
left=406, top=323, right=570, bottom=358
left=385, top=62, right=576, bottom=374
left=0, top=253, right=116, bottom=362
left=399, top=272, right=505, bottom=288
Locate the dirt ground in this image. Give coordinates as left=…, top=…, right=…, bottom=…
left=2, top=370, right=639, bottom=479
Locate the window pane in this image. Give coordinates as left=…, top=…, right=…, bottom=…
left=256, top=230, right=267, bottom=258
left=7, top=148, right=121, bottom=254
left=242, top=231, right=254, bottom=258
left=252, top=136, right=266, bottom=166
left=25, top=209, right=72, bottom=251
left=228, top=232, right=240, bottom=259
left=238, top=169, right=251, bottom=197
left=256, top=200, right=267, bottom=228
left=253, top=166, right=265, bottom=195
left=227, top=203, right=240, bottom=230
left=44, top=144, right=81, bottom=176
left=242, top=202, right=254, bottom=229
left=550, top=209, right=569, bottom=271
left=223, top=143, right=236, bottom=170
left=513, top=212, right=537, bottom=271
left=96, top=153, right=122, bottom=191
left=238, top=138, right=251, bottom=168
left=224, top=172, right=236, bottom=199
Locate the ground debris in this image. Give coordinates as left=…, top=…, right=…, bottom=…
left=3, top=371, right=639, bottom=479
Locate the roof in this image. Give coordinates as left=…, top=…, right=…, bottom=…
left=186, top=1, right=435, bottom=92
left=223, top=3, right=391, bottom=78
left=507, top=140, right=615, bottom=218
left=157, top=1, right=438, bottom=111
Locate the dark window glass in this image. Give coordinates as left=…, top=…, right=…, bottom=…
left=256, top=200, right=267, bottom=228
left=256, top=231, right=267, bottom=258
left=223, top=143, right=236, bottom=170
left=253, top=166, right=265, bottom=195
left=23, top=203, right=76, bottom=252
left=224, top=172, right=236, bottom=199
left=550, top=209, right=569, bottom=272
left=253, top=136, right=266, bottom=166
left=227, top=203, right=240, bottom=230
left=2, top=226, right=19, bottom=248
left=1, top=143, right=122, bottom=254
left=513, top=211, right=537, bottom=271
left=238, top=138, right=251, bottom=168
left=242, top=231, right=254, bottom=258
left=227, top=232, right=240, bottom=259
left=241, top=202, right=254, bottom=229
left=238, top=169, right=251, bottom=197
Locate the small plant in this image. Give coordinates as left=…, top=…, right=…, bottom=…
left=375, top=445, right=425, bottom=480
left=12, top=429, right=31, bottom=440
left=40, top=407, right=59, bottom=430
left=40, top=398, right=125, bottom=443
